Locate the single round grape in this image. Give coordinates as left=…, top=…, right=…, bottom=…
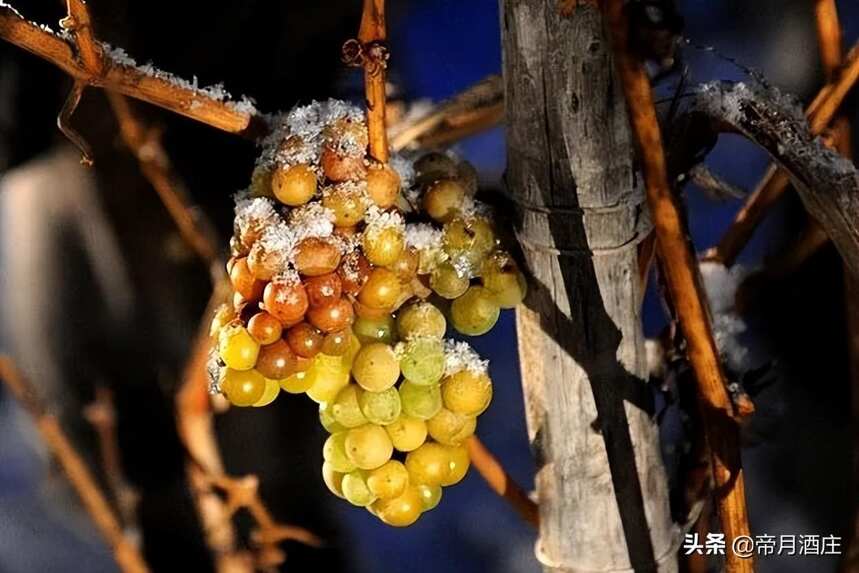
left=323, top=431, right=356, bottom=473
left=322, top=461, right=346, bottom=499
left=272, top=164, right=317, bottom=206
left=253, top=377, right=281, bottom=407
left=263, top=280, right=309, bottom=325
left=359, top=387, right=402, bottom=425
left=321, top=145, right=367, bottom=182
left=358, top=267, right=402, bottom=310
left=321, top=328, right=352, bottom=356
left=426, top=407, right=477, bottom=445
left=219, top=325, right=261, bottom=371
left=307, top=297, right=355, bottom=333
left=423, top=179, right=466, bottom=222
left=442, top=444, right=471, bottom=486
left=353, top=315, right=397, bottom=345
left=352, top=343, right=400, bottom=392
left=338, top=252, right=371, bottom=296
left=385, top=415, right=428, bottom=452
left=294, top=237, right=342, bottom=277
left=450, top=286, right=500, bottom=336
left=345, top=424, right=394, bottom=470
left=443, top=217, right=496, bottom=268
left=405, top=442, right=451, bottom=486
left=363, top=226, right=405, bottom=267
left=366, top=164, right=401, bottom=208
left=305, top=353, right=352, bottom=403
left=331, top=385, right=368, bottom=428
left=247, top=312, right=283, bottom=345
left=388, top=247, right=419, bottom=281
left=229, top=257, right=264, bottom=301
left=221, top=368, right=266, bottom=407
left=372, top=486, right=423, bottom=527
left=255, top=339, right=297, bottom=380
left=400, top=337, right=445, bottom=386
left=416, top=484, right=442, bottom=511
left=285, top=322, right=323, bottom=358
left=399, top=381, right=442, bottom=420
left=367, top=460, right=409, bottom=500
left=319, top=402, right=346, bottom=433
left=280, top=369, right=313, bottom=394
left=304, top=273, right=343, bottom=309
left=429, top=261, right=469, bottom=299
left=396, top=302, right=446, bottom=340
left=442, top=370, right=493, bottom=416
left=323, top=184, right=367, bottom=227
left=481, top=252, right=527, bottom=308
left=342, top=470, right=376, bottom=507
left=414, top=152, right=458, bottom=187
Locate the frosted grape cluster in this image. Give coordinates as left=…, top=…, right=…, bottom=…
left=208, top=100, right=526, bottom=526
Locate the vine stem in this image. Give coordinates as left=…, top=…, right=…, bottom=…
left=465, top=436, right=539, bottom=527
left=0, top=357, right=150, bottom=573
left=358, top=0, right=389, bottom=163
left=604, top=2, right=753, bottom=571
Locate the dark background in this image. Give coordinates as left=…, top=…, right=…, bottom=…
left=0, top=1, right=857, bottom=572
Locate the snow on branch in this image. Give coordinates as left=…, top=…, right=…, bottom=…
left=683, top=81, right=859, bottom=277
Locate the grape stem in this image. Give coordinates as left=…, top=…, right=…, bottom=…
left=0, top=356, right=150, bottom=573
left=465, top=436, right=539, bottom=527
left=357, top=0, right=389, bottom=163
left=605, top=1, right=753, bottom=571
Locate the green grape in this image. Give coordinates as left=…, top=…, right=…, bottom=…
left=305, top=353, right=351, bottom=403
left=442, top=370, right=493, bottom=416
left=416, top=484, right=442, bottom=511
left=423, top=179, right=466, bottom=222
left=322, top=461, right=346, bottom=499
left=352, top=343, right=400, bottom=392
left=442, top=444, right=471, bottom=486
left=399, top=381, right=443, bottom=420
left=367, top=460, right=409, bottom=500
left=481, top=251, right=527, bottom=308
left=405, top=442, right=451, bottom=486
left=332, top=384, right=368, bottom=428
left=385, top=415, right=428, bottom=452
left=323, top=431, right=357, bottom=473
left=353, top=315, right=397, bottom=345
left=442, top=217, right=496, bottom=270
left=450, top=286, right=500, bottom=336
left=252, top=377, right=281, bottom=407
left=400, top=337, right=445, bottom=386
left=371, top=486, right=423, bottom=527
left=358, top=387, right=402, bottom=425
left=345, top=424, right=394, bottom=470
left=280, top=369, right=313, bottom=394
left=426, top=407, right=477, bottom=445
left=363, top=226, right=405, bottom=267
left=342, top=470, right=377, bottom=507
left=319, top=402, right=346, bottom=433
left=396, top=302, right=446, bottom=340
left=429, top=261, right=469, bottom=299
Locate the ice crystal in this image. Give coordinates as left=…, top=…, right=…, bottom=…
left=443, top=340, right=489, bottom=376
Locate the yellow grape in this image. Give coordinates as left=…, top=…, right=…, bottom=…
left=221, top=368, right=266, bottom=407
left=319, top=402, right=346, bottom=434
left=416, top=484, right=442, bottom=511
left=481, top=251, right=527, bottom=308
left=252, top=377, right=281, bottom=407
left=323, top=432, right=356, bottom=473
left=371, top=486, right=423, bottom=527
left=323, top=184, right=367, bottom=227
left=441, top=370, right=493, bottom=416
left=342, top=470, right=376, bottom=507
left=345, top=424, right=394, bottom=470
left=305, top=353, right=351, bottom=403
left=279, top=369, right=313, bottom=394
left=396, top=302, right=446, bottom=340
left=272, top=164, right=317, bottom=206
left=405, top=442, right=451, bottom=486
left=322, top=462, right=346, bottom=499
left=426, top=407, right=477, bottom=445
left=423, top=179, right=466, bottom=222
left=442, top=444, right=471, bottom=486
left=353, top=314, right=397, bottom=345
left=442, top=217, right=496, bottom=267
left=332, top=385, right=368, bottom=428
left=352, top=343, right=400, bottom=392
left=385, top=415, right=428, bottom=452
left=367, top=460, right=409, bottom=500
left=450, top=286, right=500, bottom=336
left=363, top=226, right=405, bottom=267
left=218, top=325, right=260, bottom=371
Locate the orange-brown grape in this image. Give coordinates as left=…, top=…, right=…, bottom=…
left=358, top=267, right=402, bottom=310
left=229, top=257, right=264, bottom=301
left=304, top=273, right=343, bottom=309
left=255, top=339, right=297, bottom=380
left=286, top=322, right=323, bottom=358
left=294, top=237, right=342, bottom=276
left=366, top=164, right=401, bottom=208
left=307, top=297, right=355, bottom=333
left=247, top=312, right=283, bottom=345
left=263, top=280, right=309, bottom=325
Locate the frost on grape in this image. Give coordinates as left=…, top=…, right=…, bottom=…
left=363, top=204, right=405, bottom=238
left=443, top=340, right=489, bottom=376
left=405, top=223, right=443, bottom=251
left=389, top=153, right=416, bottom=190
left=234, top=196, right=280, bottom=238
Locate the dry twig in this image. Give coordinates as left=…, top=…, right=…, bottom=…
left=0, top=357, right=149, bottom=573
left=605, top=2, right=753, bottom=571
left=357, top=0, right=389, bottom=163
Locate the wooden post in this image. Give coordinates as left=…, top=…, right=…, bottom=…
left=500, top=2, right=676, bottom=572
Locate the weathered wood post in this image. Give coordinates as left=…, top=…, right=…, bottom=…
left=500, top=2, right=677, bottom=571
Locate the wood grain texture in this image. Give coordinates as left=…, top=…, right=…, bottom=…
left=501, top=3, right=676, bottom=571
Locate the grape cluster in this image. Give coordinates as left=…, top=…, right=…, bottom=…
left=208, top=99, right=526, bottom=526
